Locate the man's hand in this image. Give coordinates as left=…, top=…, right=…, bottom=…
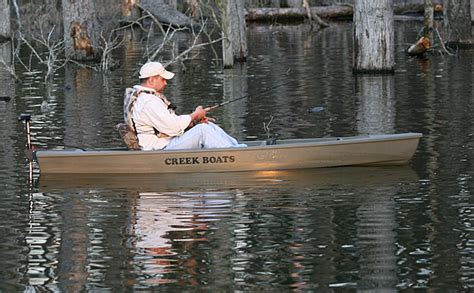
left=197, top=116, right=216, bottom=124
left=186, top=106, right=217, bottom=131
left=190, top=106, right=207, bottom=121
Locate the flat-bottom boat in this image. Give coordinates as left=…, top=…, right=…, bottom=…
left=33, top=133, right=422, bottom=174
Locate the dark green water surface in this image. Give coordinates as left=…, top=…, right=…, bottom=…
left=0, top=21, right=472, bottom=291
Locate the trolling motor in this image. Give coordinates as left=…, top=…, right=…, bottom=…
left=18, top=114, right=35, bottom=180
left=18, top=114, right=33, bottom=152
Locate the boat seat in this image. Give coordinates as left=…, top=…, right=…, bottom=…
left=115, top=123, right=141, bottom=150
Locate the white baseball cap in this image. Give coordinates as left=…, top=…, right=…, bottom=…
left=139, top=62, right=175, bottom=79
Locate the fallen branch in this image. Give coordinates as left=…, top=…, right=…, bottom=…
left=245, top=5, right=353, bottom=22
left=303, top=0, right=329, bottom=28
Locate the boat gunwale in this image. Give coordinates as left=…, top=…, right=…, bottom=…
left=35, top=133, right=423, bottom=158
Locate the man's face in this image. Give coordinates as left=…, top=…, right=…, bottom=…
left=152, top=75, right=167, bottom=93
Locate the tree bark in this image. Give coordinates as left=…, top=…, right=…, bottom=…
left=0, top=0, right=11, bottom=41
left=245, top=5, right=353, bottom=22
left=353, top=0, right=394, bottom=74
left=62, top=0, right=101, bottom=61
left=444, top=0, right=473, bottom=48
left=424, top=0, right=434, bottom=41
left=223, top=0, right=247, bottom=68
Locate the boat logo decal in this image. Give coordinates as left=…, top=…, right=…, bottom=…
left=165, top=155, right=235, bottom=165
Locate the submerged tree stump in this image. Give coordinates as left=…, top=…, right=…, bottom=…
left=353, top=0, right=394, bottom=74
left=407, top=36, right=431, bottom=56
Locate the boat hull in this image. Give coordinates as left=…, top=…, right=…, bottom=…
left=35, top=133, right=422, bottom=174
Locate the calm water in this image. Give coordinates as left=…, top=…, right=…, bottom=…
left=0, top=21, right=473, bottom=291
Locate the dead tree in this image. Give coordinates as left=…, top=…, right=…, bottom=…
left=222, top=0, right=247, bottom=68
left=443, top=0, right=473, bottom=49
left=62, top=0, right=101, bottom=61
left=0, top=0, right=11, bottom=41
left=353, top=0, right=394, bottom=73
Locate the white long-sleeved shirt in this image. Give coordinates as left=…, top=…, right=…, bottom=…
left=130, top=86, right=191, bottom=150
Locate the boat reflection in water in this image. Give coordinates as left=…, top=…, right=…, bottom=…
left=38, top=166, right=418, bottom=289
left=39, top=166, right=417, bottom=192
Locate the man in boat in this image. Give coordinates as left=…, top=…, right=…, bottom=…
left=124, top=61, right=246, bottom=151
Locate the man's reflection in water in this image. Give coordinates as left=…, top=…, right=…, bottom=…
left=132, top=192, right=230, bottom=286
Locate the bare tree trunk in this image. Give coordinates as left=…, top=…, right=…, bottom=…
left=223, top=0, right=247, bottom=68
left=424, top=0, right=434, bottom=41
left=62, top=0, right=101, bottom=61
left=444, top=0, right=473, bottom=48
left=353, top=0, right=394, bottom=74
left=0, top=0, right=11, bottom=41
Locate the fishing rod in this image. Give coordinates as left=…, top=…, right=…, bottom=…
left=205, top=81, right=290, bottom=111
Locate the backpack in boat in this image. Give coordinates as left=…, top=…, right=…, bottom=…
left=115, top=123, right=140, bottom=150
left=116, top=88, right=140, bottom=150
